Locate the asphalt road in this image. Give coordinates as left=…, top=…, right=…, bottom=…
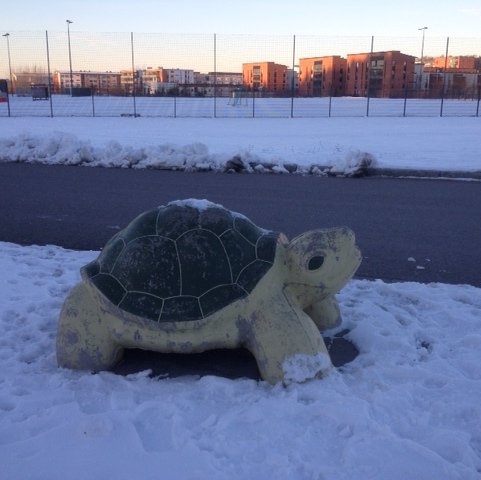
left=1, top=162, right=480, bottom=287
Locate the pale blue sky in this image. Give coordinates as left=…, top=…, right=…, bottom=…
left=2, top=0, right=481, bottom=37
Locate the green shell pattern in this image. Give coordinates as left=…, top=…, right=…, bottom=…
left=81, top=200, right=279, bottom=323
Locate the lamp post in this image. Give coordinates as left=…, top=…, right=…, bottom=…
left=418, top=26, right=428, bottom=64
left=66, top=19, right=73, bottom=95
left=417, top=27, right=428, bottom=97
left=2, top=33, right=13, bottom=94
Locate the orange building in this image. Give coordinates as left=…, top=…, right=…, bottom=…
left=346, top=51, right=415, bottom=98
left=242, top=62, right=289, bottom=94
left=298, top=56, right=347, bottom=96
left=432, top=55, right=480, bottom=70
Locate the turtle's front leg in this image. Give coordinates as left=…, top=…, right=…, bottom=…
left=57, top=281, right=124, bottom=371
left=240, top=293, right=332, bottom=384
left=304, top=294, right=342, bottom=331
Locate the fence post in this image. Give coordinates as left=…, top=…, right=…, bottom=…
left=5, top=86, right=10, bottom=117
left=403, top=76, right=409, bottom=117
left=91, top=83, right=95, bottom=117
left=130, top=32, right=137, bottom=117
left=366, top=35, right=374, bottom=117
left=45, top=30, right=54, bottom=118
left=476, top=85, right=480, bottom=117
left=290, top=34, right=296, bottom=118
left=440, top=36, right=449, bottom=117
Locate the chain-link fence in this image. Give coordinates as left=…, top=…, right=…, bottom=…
left=1, top=31, right=480, bottom=118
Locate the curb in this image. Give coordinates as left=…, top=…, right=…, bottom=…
left=226, top=159, right=481, bottom=180
left=366, top=167, right=481, bottom=180
left=3, top=157, right=481, bottom=181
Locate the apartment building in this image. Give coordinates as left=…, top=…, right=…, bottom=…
left=298, top=56, right=346, bottom=96
left=119, top=70, right=144, bottom=95
left=53, top=71, right=120, bottom=94
left=212, top=72, right=243, bottom=85
left=422, top=67, right=481, bottom=98
left=194, top=71, right=243, bottom=96
left=432, top=55, right=481, bottom=70
left=165, top=69, right=195, bottom=84
left=345, top=51, right=415, bottom=98
left=52, top=68, right=239, bottom=97
left=141, top=68, right=196, bottom=95
left=53, top=71, right=82, bottom=92
left=81, top=72, right=120, bottom=94
left=242, top=62, right=290, bottom=94
left=425, top=56, right=481, bottom=97
left=142, top=67, right=166, bottom=94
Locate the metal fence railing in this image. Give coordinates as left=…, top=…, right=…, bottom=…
left=1, top=32, right=480, bottom=118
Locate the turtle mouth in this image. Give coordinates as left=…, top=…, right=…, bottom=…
left=344, top=248, right=361, bottom=277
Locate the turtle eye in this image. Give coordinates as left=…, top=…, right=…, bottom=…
left=308, top=255, right=324, bottom=271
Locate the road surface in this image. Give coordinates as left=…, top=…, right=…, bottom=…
left=1, top=162, right=480, bottom=287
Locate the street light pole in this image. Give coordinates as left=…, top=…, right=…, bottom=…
left=417, top=27, right=428, bottom=98
left=66, top=20, right=73, bottom=95
left=2, top=33, right=13, bottom=94
left=418, top=26, right=428, bottom=64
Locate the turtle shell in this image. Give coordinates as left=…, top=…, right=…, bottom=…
left=81, top=200, right=279, bottom=323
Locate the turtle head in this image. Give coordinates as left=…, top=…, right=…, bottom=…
left=284, top=227, right=361, bottom=304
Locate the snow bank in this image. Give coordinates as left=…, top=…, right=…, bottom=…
left=1, top=116, right=481, bottom=175
left=1, top=241, right=480, bottom=479
left=0, top=131, right=373, bottom=177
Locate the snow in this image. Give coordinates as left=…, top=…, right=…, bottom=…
left=1, top=113, right=481, bottom=478
left=1, top=114, right=480, bottom=176
left=282, top=352, right=331, bottom=383
left=0, top=241, right=480, bottom=479
left=169, top=198, right=230, bottom=212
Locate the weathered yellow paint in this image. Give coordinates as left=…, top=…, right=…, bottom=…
left=57, top=227, right=361, bottom=384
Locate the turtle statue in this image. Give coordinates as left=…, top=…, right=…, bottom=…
left=57, top=199, right=361, bottom=384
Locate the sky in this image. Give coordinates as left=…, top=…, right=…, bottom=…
left=2, top=0, right=481, bottom=37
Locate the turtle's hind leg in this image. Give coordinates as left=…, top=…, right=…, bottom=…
left=56, top=281, right=124, bottom=371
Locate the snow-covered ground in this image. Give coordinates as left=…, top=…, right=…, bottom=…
left=1, top=115, right=481, bottom=478
left=0, top=242, right=480, bottom=479
left=2, top=95, right=480, bottom=119
left=1, top=114, right=480, bottom=175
